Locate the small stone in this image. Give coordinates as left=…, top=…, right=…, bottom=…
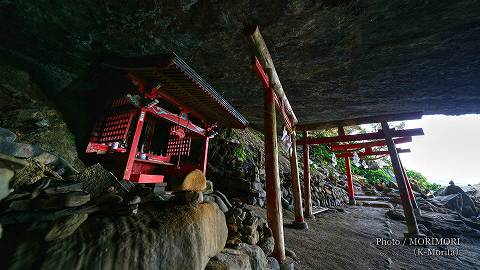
left=285, top=248, right=298, bottom=261
left=226, top=214, right=237, bottom=226
left=43, top=180, right=83, bottom=194
left=233, top=207, right=243, bottom=216
left=245, top=196, right=257, bottom=205
left=9, top=198, right=31, bottom=211
left=244, top=216, right=259, bottom=227
left=0, top=128, right=16, bottom=143
left=258, top=236, right=275, bottom=256
left=242, top=230, right=259, bottom=245
left=226, top=237, right=242, bottom=247
left=36, top=191, right=90, bottom=210
left=0, top=167, right=14, bottom=200
left=262, top=226, right=273, bottom=238
left=267, top=257, right=280, bottom=270
left=211, top=194, right=228, bottom=212
left=126, top=195, right=141, bottom=205
left=45, top=213, right=88, bottom=241
left=35, top=119, right=50, bottom=128
left=28, top=178, right=51, bottom=199
left=96, top=193, right=124, bottom=206
left=252, top=181, right=263, bottom=191
left=227, top=222, right=238, bottom=233
left=235, top=211, right=246, bottom=222
left=240, top=223, right=257, bottom=235
left=204, top=180, right=214, bottom=194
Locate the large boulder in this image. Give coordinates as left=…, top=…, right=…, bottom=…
left=1, top=202, right=227, bottom=270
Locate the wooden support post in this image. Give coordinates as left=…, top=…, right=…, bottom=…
left=123, top=108, right=147, bottom=180
left=201, top=137, right=210, bottom=175
left=381, top=122, right=421, bottom=237
left=398, top=155, right=421, bottom=215
left=290, top=132, right=308, bottom=229
left=345, top=157, right=356, bottom=205
left=302, top=130, right=313, bottom=218
left=264, top=87, right=286, bottom=262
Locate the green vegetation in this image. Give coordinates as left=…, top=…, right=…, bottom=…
left=407, top=169, right=441, bottom=193
left=233, top=144, right=247, bottom=162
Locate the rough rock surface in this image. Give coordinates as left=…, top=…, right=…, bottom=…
left=1, top=202, right=227, bottom=270
left=1, top=1, right=479, bottom=126
left=206, top=243, right=267, bottom=270
left=0, top=65, right=84, bottom=170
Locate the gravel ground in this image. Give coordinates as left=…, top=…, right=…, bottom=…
left=252, top=206, right=480, bottom=270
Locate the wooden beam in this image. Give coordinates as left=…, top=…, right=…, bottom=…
left=251, top=57, right=294, bottom=132
left=302, top=130, right=313, bottom=218
left=297, top=128, right=423, bottom=145
left=331, top=137, right=412, bottom=151
left=246, top=25, right=298, bottom=126
left=345, top=157, right=355, bottom=205
left=297, top=111, right=423, bottom=131
left=264, top=86, right=286, bottom=262
left=289, top=132, right=308, bottom=229
left=398, top=155, right=420, bottom=212
left=381, top=122, right=420, bottom=236
left=335, top=148, right=410, bottom=158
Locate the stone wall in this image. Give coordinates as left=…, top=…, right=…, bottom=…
left=207, top=129, right=349, bottom=210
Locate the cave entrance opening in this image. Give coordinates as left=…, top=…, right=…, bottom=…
left=297, top=112, right=426, bottom=238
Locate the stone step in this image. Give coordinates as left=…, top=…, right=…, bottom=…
left=355, top=195, right=390, bottom=201
left=358, top=200, right=394, bottom=209
left=312, top=206, right=331, bottom=215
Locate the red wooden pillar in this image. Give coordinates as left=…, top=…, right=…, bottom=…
left=290, top=132, right=308, bottom=229
left=398, top=155, right=420, bottom=215
left=123, top=108, right=147, bottom=180
left=381, top=122, right=421, bottom=237
left=264, top=86, right=286, bottom=262
left=302, top=130, right=313, bottom=218
left=201, top=136, right=210, bottom=175
left=345, top=157, right=356, bottom=205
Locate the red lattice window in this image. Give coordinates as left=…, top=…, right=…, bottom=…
left=95, top=111, right=135, bottom=143
left=111, top=96, right=130, bottom=108
left=166, top=126, right=192, bottom=156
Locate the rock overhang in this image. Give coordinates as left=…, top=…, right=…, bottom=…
left=0, top=0, right=479, bottom=127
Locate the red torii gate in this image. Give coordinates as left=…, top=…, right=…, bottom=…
left=246, top=26, right=426, bottom=263
left=246, top=25, right=305, bottom=267
left=297, top=113, right=425, bottom=238
left=332, top=137, right=419, bottom=211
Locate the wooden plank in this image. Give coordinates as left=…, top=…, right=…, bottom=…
left=289, top=132, right=306, bottom=224
left=335, top=148, right=411, bottom=158
left=381, top=122, right=420, bottom=236
left=245, top=25, right=298, bottom=126
left=297, top=128, right=424, bottom=145
left=312, top=206, right=330, bottom=215
left=298, top=111, right=423, bottom=131
left=302, top=131, right=313, bottom=218
left=331, top=137, right=412, bottom=151
left=264, top=87, right=286, bottom=262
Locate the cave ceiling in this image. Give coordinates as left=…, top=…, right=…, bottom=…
left=1, top=0, right=479, bottom=127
